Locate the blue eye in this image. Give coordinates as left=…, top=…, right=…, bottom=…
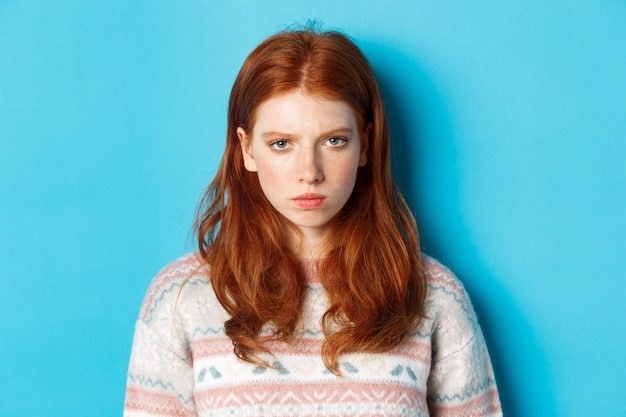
left=271, top=140, right=289, bottom=150
left=327, top=137, right=346, bottom=147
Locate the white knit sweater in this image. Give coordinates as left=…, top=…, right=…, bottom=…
left=124, top=253, right=501, bottom=416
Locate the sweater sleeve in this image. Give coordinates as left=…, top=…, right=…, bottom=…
left=124, top=320, right=196, bottom=417
left=424, top=259, right=502, bottom=417
left=123, top=255, right=201, bottom=417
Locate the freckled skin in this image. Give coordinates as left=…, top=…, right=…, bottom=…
left=237, top=90, right=368, bottom=255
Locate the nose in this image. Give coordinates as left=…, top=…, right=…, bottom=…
left=299, top=147, right=324, bottom=184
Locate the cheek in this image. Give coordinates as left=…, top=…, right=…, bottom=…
left=254, top=161, right=285, bottom=193
left=336, top=156, right=361, bottom=191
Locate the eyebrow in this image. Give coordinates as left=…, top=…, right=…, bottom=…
left=260, top=127, right=354, bottom=139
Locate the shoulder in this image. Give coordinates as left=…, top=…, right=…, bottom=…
left=421, top=254, right=474, bottom=311
left=137, top=253, right=210, bottom=325
left=421, top=254, right=472, bottom=308
left=420, top=254, right=481, bottom=357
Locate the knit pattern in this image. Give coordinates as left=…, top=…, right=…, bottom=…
left=124, top=254, right=501, bottom=417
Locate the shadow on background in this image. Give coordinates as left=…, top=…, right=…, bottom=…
left=363, top=41, right=557, bottom=417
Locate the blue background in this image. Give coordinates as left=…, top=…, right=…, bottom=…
left=1, top=1, right=625, bottom=416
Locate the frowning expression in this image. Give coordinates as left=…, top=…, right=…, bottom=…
left=238, top=90, right=368, bottom=246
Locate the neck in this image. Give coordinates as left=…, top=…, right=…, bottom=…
left=289, top=227, right=330, bottom=260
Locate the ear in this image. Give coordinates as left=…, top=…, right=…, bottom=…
left=237, top=127, right=258, bottom=172
left=358, top=125, right=370, bottom=167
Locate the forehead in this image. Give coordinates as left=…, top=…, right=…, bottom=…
left=250, top=90, right=360, bottom=134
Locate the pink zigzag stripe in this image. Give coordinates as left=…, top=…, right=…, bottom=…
left=125, top=387, right=195, bottom=417
left=194, top=381, right=426, bottom=409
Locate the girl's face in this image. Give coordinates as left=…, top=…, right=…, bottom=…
left=237, top=90, right=368, bottom=252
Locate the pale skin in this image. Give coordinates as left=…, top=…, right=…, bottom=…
left=237, top=89, right=368, bottom=259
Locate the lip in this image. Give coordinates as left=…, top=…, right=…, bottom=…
left=293, top=193, right=327, bottom=209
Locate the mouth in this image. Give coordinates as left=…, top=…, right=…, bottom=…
left=293, top=193, right=327, bottom=209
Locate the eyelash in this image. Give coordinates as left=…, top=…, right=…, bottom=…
left=268, top=137, right=348, bottom=151
left=326, top=137, right=347, bottom=147
left=269, top=140, right=289, bottom=150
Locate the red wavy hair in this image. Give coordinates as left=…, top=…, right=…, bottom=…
left=194, top=28, right=427, bottom=373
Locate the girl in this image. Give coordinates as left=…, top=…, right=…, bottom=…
left=124, top=28, right=502, bottom=417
